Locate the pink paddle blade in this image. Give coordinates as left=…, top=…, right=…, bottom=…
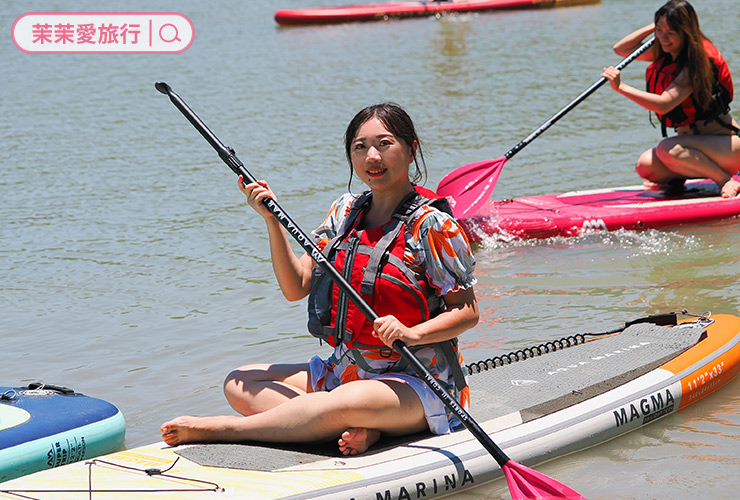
left=503, top=461, right=587, bottom=500
left=436, top=156, right=507, bottom=219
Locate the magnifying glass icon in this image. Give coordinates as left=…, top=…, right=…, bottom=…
left=159, top=23, right=181, bottom=43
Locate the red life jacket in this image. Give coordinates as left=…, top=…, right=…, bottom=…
left=646, top=39, right=734, bottom=134
left=307, top=186, right=449, bottom=351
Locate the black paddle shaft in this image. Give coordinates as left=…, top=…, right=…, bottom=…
left=504, top=35, right=656, bottom=161
left=155, top=81, right=512, bottom=466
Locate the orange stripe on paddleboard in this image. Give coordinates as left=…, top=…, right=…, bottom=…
left=660, top=314, right=740, bottom=410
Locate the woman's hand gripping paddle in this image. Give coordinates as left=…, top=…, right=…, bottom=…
left=155, top=81, right=588, bottom=499
left=437, top=35, right=656, bottom=219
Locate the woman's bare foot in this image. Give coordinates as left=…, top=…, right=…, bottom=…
left=160, top=415, right=235, bottom=446
left=643, top=178, right=685, bottom=194
left=338, top=427, right=381, bottom=456
left=721, top=178, right=740, bottom=198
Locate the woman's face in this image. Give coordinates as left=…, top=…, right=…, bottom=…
left=655, top=16, right=684, bottom=58
left=350, top=117, right=416, bottom=194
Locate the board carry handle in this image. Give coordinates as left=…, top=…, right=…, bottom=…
left=27, top=382, right=75, bottom=394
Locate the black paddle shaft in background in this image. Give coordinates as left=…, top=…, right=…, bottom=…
left=504, top=35, right=655, bottom=161
left=154, top=81, right=513, bottom=466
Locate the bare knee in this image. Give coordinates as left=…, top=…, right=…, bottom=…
left=223, top=363, right=310, bottom=416
left=223, top=364, right=270, bottom=392
left=223, top=364, right=271, bottom=415
left=635, top=149, right=656, bottom=180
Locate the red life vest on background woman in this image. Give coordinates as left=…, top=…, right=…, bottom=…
left=646, top=39, right=734, bottom=135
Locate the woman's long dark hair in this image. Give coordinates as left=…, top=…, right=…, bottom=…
left=344, top=103, right=427, bottom=192
left=654, top=0, right=713, bottom=109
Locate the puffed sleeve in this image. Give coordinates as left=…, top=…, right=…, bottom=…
left=311, top=193, right=354, bottom=252
left=407, top=206, right=476, bottom=296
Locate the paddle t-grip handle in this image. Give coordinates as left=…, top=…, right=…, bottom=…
left=155, top=81, right=513, bottom=467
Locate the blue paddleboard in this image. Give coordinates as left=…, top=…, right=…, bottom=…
left=0, top=383, right=125, bottom=482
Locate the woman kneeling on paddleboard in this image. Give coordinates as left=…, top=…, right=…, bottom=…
left=601, top=0, right=740, bottom=198
left=161, top=103, right=479, bottom=455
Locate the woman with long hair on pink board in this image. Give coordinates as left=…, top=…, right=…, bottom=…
left=602, top=0, right=740, bottom=198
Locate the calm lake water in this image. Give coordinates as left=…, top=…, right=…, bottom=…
left=3, top=0, right=740, bottom=497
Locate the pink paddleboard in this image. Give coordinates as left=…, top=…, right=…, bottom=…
left=275, top=0, right=599, bottom=26
left=461, top=176, right=740, bottom=241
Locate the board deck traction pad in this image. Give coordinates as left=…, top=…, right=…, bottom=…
left=175, top=321, right=703, bottom=471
